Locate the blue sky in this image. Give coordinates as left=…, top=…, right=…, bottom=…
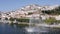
left=0, top=0, right=60, bottom=11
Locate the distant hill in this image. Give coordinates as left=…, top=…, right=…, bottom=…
left=1, top=4, right=60, bottom=18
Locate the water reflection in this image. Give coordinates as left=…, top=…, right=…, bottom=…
left=26, top=27, right=60, bottom=34
left=0, top=23, right=60, bottom=34
left=0, top=23, right=26, bottom=34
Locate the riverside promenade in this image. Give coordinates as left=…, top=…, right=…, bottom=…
left=18, top=22, right=60, bottom=28
left=0, top=20, right=60, bottom=28
left=35, top=23, right=60, bottom=28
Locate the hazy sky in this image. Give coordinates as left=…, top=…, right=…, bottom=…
left=0, top=0, right=60, bottom=11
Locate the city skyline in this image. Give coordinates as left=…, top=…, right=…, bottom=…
left=0, top=0, right=60, bottom=11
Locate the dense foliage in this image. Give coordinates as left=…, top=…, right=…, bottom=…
left=28, top=12, right=33, bottom=15
left=42, top=6, right=60, bottom=15
left=9, top=17, right=15, bottom=21
left=9, top=17, right=29, bottom=23
left=16, top=18, right=29, bottom=23
left=5, top=18, right=8, bottom=20
left=44, top=17, right=60, bottom=24
left=44, top=17, right=56, bottom=24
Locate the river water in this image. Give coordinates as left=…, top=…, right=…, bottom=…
left=0, top=23, right=60, bottom=34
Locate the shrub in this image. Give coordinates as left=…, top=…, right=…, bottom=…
left=16, top=18, right=29, bottom=23
left=28, top=12, right=33, bottom=15
left=9, top=17, right=15, bottom=21
left=5, top=18, right=8, bottom=20
left=44, top=17, right=56, bottom=24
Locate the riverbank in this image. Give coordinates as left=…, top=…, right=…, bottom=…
left=1, top=20, right=60, bottom=28
left=11, top=23, right=60, bottom=28
left=35, top=23, right=60, bottom=28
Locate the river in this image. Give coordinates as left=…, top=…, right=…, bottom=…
left=0, top=23, right=60, bottom=34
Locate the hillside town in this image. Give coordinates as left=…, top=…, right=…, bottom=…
left=0, top=4, right=60, bottom=21
left=1, top=0, right=60, bottom=34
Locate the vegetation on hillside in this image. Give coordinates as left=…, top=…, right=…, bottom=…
left=5, top=18, right=8, bottom=20
left=42, top=6, right=60, bottom=15
left=44, top=17, right=60, bottom=24
left=16, top=18, right=29, bottom=23
left=9, top=17, right=15, bottom=21
left=9, top=17, right=29, bottom=23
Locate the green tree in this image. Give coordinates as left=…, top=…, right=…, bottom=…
left=28, top=12, right=33, bottom=15
left=9, top=17, right=15, bottom=21
left=44, top=17, right=56, bottom=24
left=5, top=18, right=8, bottom=20
left=16, top=18, right=29, bottom=23
left=56, top=20, right=60, bottom=23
